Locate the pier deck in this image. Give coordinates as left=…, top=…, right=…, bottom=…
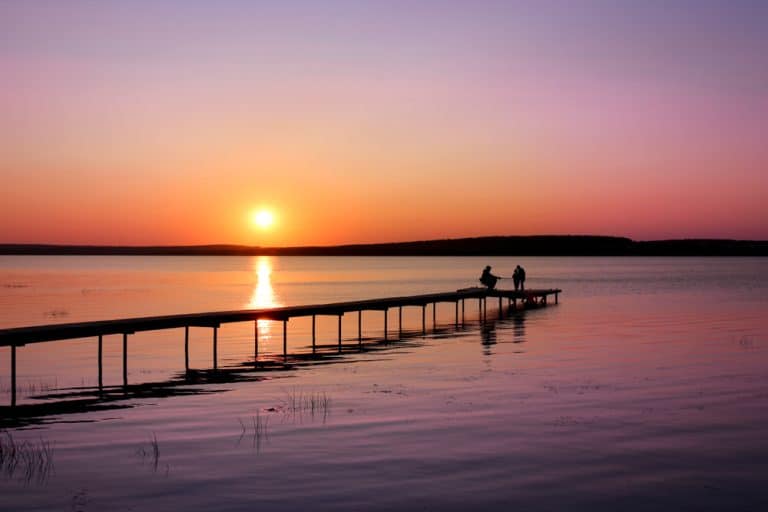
left=0, top=288, right=560, bottom=347
left=1, top=287, right=561, bottom=407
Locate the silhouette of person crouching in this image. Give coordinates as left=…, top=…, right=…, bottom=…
left=480, top=265, right=499, bottom=290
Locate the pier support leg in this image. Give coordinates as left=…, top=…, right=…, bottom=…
left=461, top=299, right=465, bottom=325
left=478, top=298, right=482, bottom=322
left=98, top=335, right=103, bottom=390
left=283, top=320, right=288, bottom=358
left=184, top=327, right=189, bottom=372
left=358, top=311, right=362, bottom=346
left=11, top=345, right=17, bottom=407
left=433, top=303, right=436, bottom=328
left=338, top=315, right=342, bottom=352
left=483, top=298, right=487, bottom=322
left=384, top=309, right=388, bottom=341
left=422, top=305, right=426, bottom=334
left=213, top=327, right=218, bottom=371
left=254, top=321, right=259, bottom=362
left=312, top=315, right=316, bottom=352
left=455, top=301, right=458, bottom=327
left=122, top=333, right=128, bottom=387
left=499, top=296, right=503, bottom=319
left=555, top=292, right=559, bottom=304
left=398, top=307, right=402, bottom=335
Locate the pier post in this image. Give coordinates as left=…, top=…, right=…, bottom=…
left=455, top=301, right=458, bottom=327
left=11, top=345, right=16, bottom=407
left=213, top=327, right=218, bottom=370
left=432, top=303, right=436, bottom=328
left=338, top=315, right=342, bottom=352
left=483, top=298, right=487, bottom=322
left=422, top=305, right=426, bottom=334
left=358, top=311, right=362, bottom=346
left=384, top=309, right=388, bottom=341
left=184, top=327, right=189, bottom=372
left=312, top=315, right=316, bottom=351
left=122, top=333, right=128, bottom=387
left=283, top=320, right=288, bottom=358
left=461, top=299, right=465, bottom=325
left=398, top=307, right=402, bottom=335
left=555, top=292, right=559, bottom=304
left=254, top=321, right=259, bottom=362
left=499, top=296, right=503, bottom=319
left=478, top=298, right=482, bottom=322
left=98, top=335, right=103, bottom=390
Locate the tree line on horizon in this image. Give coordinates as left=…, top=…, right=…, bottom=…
left=1, top=236, right=767, bottom=256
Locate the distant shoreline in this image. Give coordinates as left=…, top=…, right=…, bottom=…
left=1, top=236, right=767, bottom=256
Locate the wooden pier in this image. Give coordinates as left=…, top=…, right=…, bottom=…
left=0, top=287, right=560, bottom=407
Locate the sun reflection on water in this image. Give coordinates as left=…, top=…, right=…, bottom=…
left=247, top=256, right=280, bottom=334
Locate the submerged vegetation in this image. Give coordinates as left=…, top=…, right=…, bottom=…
left=136, top=432, right=166, bottom=475
left=235, top=389, right=332, bottom=452
left=0, top=378, right=59, bottom=397
left=283, top=388, right=332, bottom=415
left=0, top=430, right=55, bottom=484
left=238, top=413, right=270, bottom=451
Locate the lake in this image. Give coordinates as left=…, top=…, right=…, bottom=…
left=1, top=256, right=767, bottom=511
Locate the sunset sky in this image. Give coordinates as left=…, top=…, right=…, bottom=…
left=1, top=1, right=766, bottom=246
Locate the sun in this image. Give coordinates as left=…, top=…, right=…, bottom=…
left=251, top=209, right=275, bottom=230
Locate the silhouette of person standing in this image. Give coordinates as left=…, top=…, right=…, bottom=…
left=512, top=267, right=521, bottom=291
left=516, top=265, right=526, bottom=291
left=480, top=265, right=499, bottom=289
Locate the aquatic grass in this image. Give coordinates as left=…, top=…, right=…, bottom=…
left=237, top=413, right=270, bottom=451
left=252, top=412, right=269, bottom=438
left=150, top=432, right=159, bottom=465
left=252, top=413, right=269, bottom=451
left=43, top=309, right=69, bottom=318
left=280, top=388, right=332, bottom=425
left=1, top=282, right=29, bottom=288
left=0, top=430, right=55, bottom=484
left=136, top=432, right=161, bottom=472
left=0, top=378, right=59, bottom=396
left=283, top=388, right=331, bottom=415
left=738, top=335, right=758, bottom=349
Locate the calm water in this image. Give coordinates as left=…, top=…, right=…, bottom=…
left=1, top=256, right=767, bottom=511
